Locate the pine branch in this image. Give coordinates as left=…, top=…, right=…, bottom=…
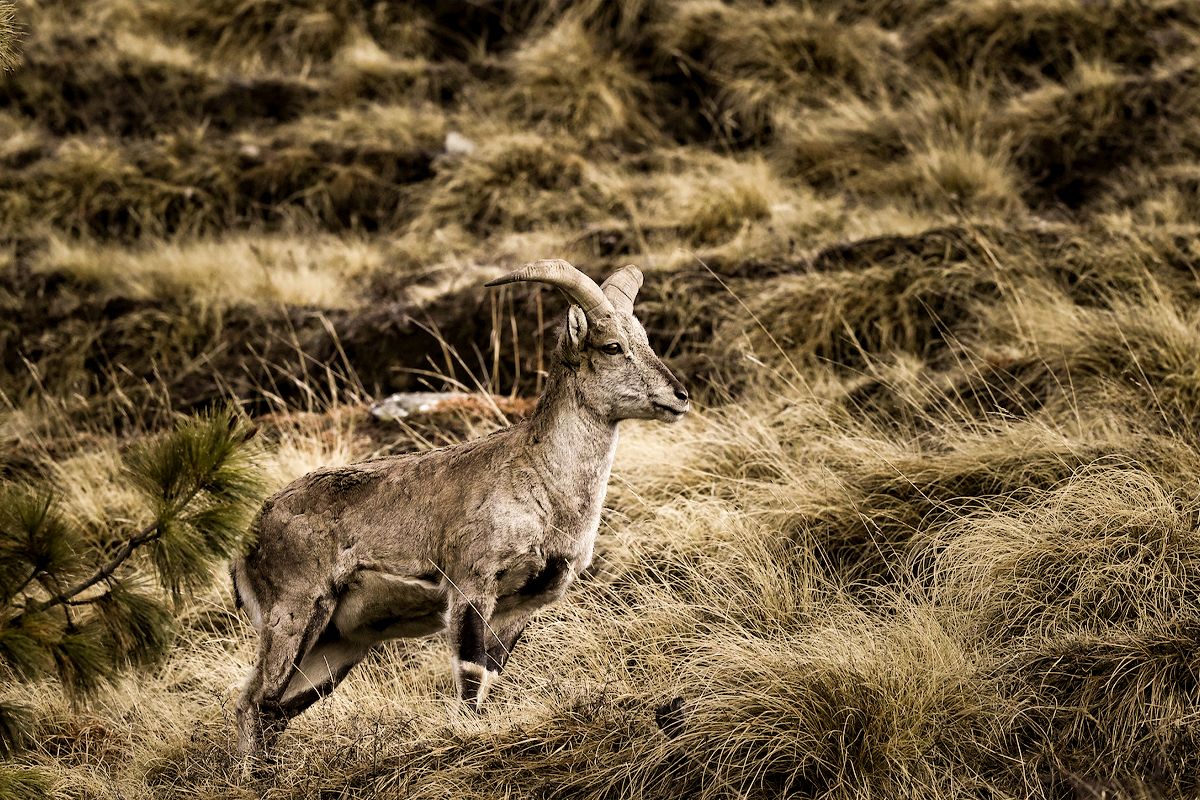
left=6, top=568, right=41, bottom=605
left=15, top=521, right=160, bottom=620
left=0, top=406, right=262, bottom=754
left=52, top=522, right=161, bottom=607
left=12, top=408, right=259, bottom=623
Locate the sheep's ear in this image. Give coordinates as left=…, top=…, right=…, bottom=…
left=567, top=305, right=588, bottom=351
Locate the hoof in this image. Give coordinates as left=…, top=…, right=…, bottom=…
left=238, top=752, right=278, bottom=782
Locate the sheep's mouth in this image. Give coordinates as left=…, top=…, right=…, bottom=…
left=653, top=401, right=689, bottom=420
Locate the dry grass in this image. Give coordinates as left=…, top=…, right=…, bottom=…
left=32, top=233, right=386, bottom=311
left=416, top=133, right=607, bottom=238
left=8, top=367, right=1200, bottom=798
left=505, top=13, right=659, bottom=146
left=654, top=0, right=900, bottom=145
left=907, top=0, right=1200, bottom=85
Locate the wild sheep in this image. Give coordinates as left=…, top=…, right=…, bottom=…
left=231, top=260, right=689, bottom=761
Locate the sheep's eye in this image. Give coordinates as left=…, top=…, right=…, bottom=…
left=600, top=342, right=623, bottom=356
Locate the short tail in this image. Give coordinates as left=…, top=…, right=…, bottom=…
left=231, top=500, right=271, bottom=629
left=229, top=558, right=263, bottom=630
left=230, top=561, right=244, bottom=612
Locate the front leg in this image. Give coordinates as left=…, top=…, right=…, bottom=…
left=447, top=592, right=498, bottom=712
left=485, top=619, right=528, bottom=674
left=485, top=556, right=577, bottom=675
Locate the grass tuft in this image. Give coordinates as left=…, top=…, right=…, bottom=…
left=663, top=608, right=977, bottom=798
left=993, top=616, right=1200, bottom=795
left=506, top=13, right=659, bottom=147
left=908, top=0, right=1200, bottom=86
left=655, top=0, right=898, bottom=145
left=419, top=134, right=606, bottom=237
left=920, top=463, right=1200, bottom=641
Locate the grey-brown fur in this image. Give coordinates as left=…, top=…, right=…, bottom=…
left=231, top=261, right=688, bottom=762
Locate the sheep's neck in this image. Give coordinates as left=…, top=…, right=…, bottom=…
left=525, top=365, right=618, bottom=502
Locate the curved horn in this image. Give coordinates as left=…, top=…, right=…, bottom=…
left=600, top=265, right=643, bottom=315
left=486, top=259, right=613, bottom=320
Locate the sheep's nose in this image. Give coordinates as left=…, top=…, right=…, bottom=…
left=675, top=387, right=690, bottom=402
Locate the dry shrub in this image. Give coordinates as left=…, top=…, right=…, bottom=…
left=0, top=137, right=214, bottom=239
left=789, top=440, right=1118, bottom=584
left=418, top=134, right=607, bottom=237
left=653, top=0, right=897, bottom=145
left=1002, top=61, right=1200, bottom=208
left=265, top=694, right=694, bottom=800
left=262, top=102, right=446, bottom=160
left=0, top=264, right=231, bottom=427
left=809, top=226, right=1200, bottom=429
left=727, top=259, right=999, bottom=371
left=678, top=164, right=772, bottom=247
left=615, top=500, right=823, bottom=639
left=778, top=51, right=1200, bottom=212
left=0, top=111, right=48, bottom=170
left=847, top=350, right=1068, bottom=428
left=806, top=225, right=989, bottom=273
left=1076, top=300, right=1200, bottom=425
left=973, top=284, right=1200, bottom=430
left=1104, top=161, right=1200, bottom=226
left=0, top=108, right=438, bottom=238
left=326, top=31, right=448, bottom=108
left=875, top=138, right=1023, bottom=212
left=0, top=132, right=224, bottom=238
left=1039, top=227, right=1200, bottom=308
left=919, top=464, right=1200, bottom=641
left=234, top=148, right=420, bottom=233
left=421, top=0, right=564, bottom=61
left=856, top=297, right=1200, bottom=433
left=139, top=0, right=353, bottom=67
left=135, top=0, right=434, bottom=72
left=233, top=104, right=443, bottom=231
left=582, top=147, right=828, bottom=269
left=0, top=29, right=216, bottom=137
left=0, top=262, right=370, bottom=426
left=0, top=2, right=443, bottom=142
left=773, top=96, right=910, bottom=187
left=664, top=610, right=977, bottom=798
left=506, top=14, right=659, bottom=146
left=809, top=0, right=947, bottom=29
left=867, top=297, right=1200, bottom=434
left=0, top=11, right=322, bottom=138
left=908, top=0, right=1200, bottom=86
left=773, top=85, right=1010, bottom=207
left=992, top=617, right=1200, bottom=795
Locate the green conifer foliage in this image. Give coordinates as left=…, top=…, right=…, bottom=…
left=0, top=407, right=262, bottom=768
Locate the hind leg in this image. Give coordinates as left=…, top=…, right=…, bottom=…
left=236, top=641, right=369, bottom=773
left=236, top=592, right=337, bottom=762
left=275, top=628, right=371, bottom=717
